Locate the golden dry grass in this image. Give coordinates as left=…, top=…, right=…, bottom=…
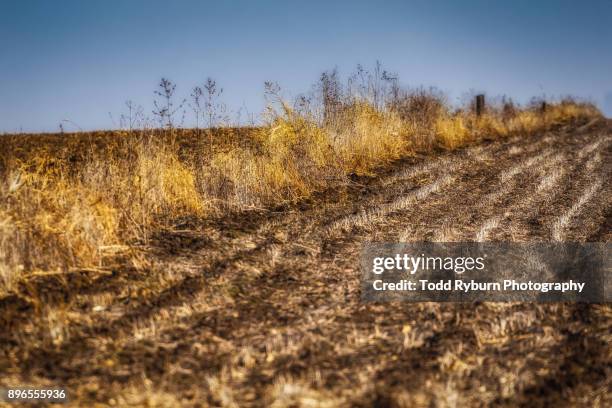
left=330, top=102, right=410, bottom=175
left=0, top=99, right=601, bottom=296
left=435, top=102, right=599, bottom=149
left=0, top=114, right=609, bottom=407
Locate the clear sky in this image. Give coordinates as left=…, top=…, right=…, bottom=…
left=1, top=0, right=611, bottom=132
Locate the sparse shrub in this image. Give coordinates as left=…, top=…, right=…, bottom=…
left=319, top=68, right=343, bottom=125
left=389, top=87, right=447, bottom=149
left=153, top=78, right=186, bottom=129
left=189, top=86, right=204, bottom=130
left=120, top=100, right=145, bottom=131
left=203, top=77, right=227, bottom=128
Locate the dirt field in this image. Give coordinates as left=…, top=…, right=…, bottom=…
left=1, top=121, right=610, bottom=407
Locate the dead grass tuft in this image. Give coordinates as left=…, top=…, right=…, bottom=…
left=330, top=102, right=410, bottom=175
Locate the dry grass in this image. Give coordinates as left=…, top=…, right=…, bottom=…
left=1, top=162, right=120, bottom=293
left=1, top=113, right=609, bottom=406
left=435, top=114, right=472, bottom=149
left=552, top=180, right=603, bottom=241
left=435, top=101, right=599, bottom=149
left=0, top=95, right=601, bottom=296
left=0, top=135, right=203, bottom=295
left=329, top=102, right=410, bottom=175
left=205, top=107, right=337, bottom=208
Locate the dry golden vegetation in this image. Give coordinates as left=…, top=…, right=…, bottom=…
left=0, top=80, right=601, bottom=297
left=0, top=68, right=609, bottom=405
left=0, top=65, right=609, bottom=406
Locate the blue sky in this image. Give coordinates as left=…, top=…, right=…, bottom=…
left=1, top=0, right=611, bottom=132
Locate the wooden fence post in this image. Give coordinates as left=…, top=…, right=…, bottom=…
left=541, top=101, right=547, bottom=114
left=476, top=94, right=485, bottom=116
